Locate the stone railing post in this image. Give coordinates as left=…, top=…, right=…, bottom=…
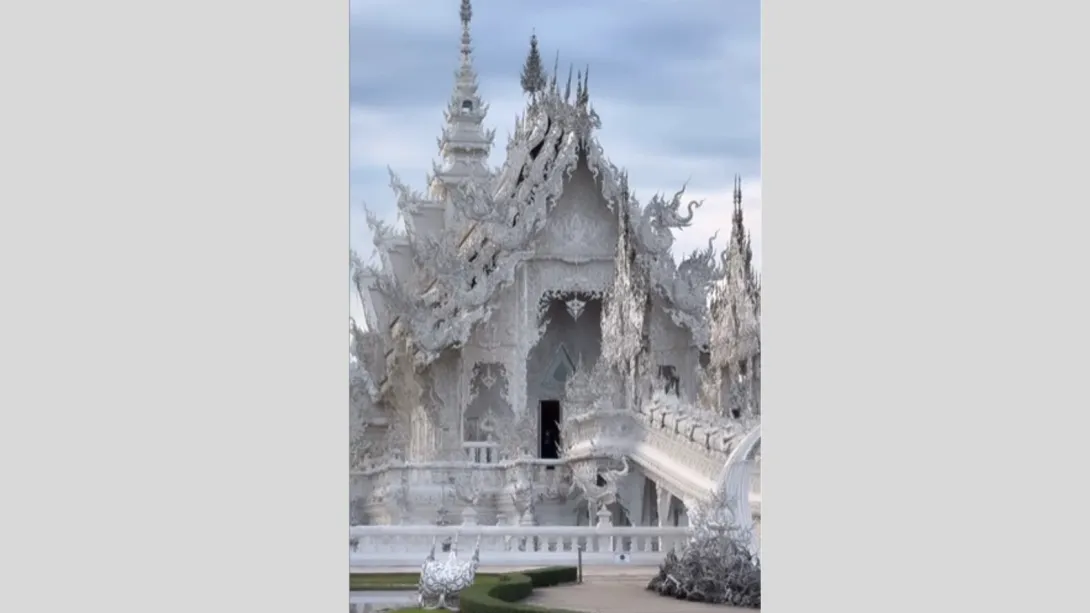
left=595, top=506, right=613, bottom=552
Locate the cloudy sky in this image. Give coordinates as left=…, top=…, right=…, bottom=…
left=350, top=0, right=760, bottom=321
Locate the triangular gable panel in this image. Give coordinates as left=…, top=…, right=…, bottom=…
left=540, top=343, right=577, bottom=388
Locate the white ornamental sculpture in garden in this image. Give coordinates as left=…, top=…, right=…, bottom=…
left=417, top=532, right=482, bottom=611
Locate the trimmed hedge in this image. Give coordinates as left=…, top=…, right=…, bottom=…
left=361, top=566, right=580, bottom=613
left=520, top=566, right=578, bottom=588
left=460, top=566, right=580, bottom=613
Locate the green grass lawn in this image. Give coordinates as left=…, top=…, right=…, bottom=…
left=349, top=573, right=420, bottom=591
left=351, top=574, right=507, bottom=613
left=350, top=572, right=503, bottom=592
left=387, top=576, right=505, bottom=613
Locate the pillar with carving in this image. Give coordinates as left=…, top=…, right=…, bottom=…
left=408, top=404, right=434, bottom=461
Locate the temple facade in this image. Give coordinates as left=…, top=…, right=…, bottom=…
left=349, top=0, right=761, bottom=530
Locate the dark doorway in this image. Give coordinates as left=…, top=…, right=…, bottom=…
left=539, top=400, right=561, bottom=460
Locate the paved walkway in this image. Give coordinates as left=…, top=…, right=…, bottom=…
left=523, top=576, right=758, bottom=613
left=349, top=565, right=659, bottom=578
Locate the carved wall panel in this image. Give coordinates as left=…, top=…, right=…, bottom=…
left=527, top=260, right=615, bottom=298
left=463, top=362, right=511, bottom=441
left=536, top=161, right=619, bottom=261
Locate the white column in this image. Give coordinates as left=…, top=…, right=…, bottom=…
left=655, top=484, right=672, bottom=551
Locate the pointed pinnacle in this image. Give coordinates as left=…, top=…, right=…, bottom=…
left=550, top=50, right=559, bottom=93
left=460, top=0, right=472, bottom=27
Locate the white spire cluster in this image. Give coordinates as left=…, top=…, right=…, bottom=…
left=430, top=0, right=496, bottom=199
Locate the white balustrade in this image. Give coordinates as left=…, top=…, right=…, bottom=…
left=462, top=441, right=500, bottom=464
left=348, top=525, right=689, bottom=567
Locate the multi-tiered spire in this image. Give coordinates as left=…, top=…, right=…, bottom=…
left=430, top=0, right=495, bottom=200
left=709, top=175, right=761, bottom=417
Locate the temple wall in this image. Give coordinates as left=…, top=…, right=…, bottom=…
left=648, top=301, right=699, bottom=401
left=460, top=287, right=520, bottom=440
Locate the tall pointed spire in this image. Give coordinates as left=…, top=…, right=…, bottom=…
left=576, top=65, right=590, bottom=106
left=725, top=174, right=757, bottom=294
left=709, top=172, right=761, bottom=417
left=460, top=0, right=471, bottom=31
left=519, top=32, right=547, bottom=96
left=732, top=174, right=744, bottom=226
left=431, top=0, right=495, bottom=200
left=549, top=50, right=560, bottom=95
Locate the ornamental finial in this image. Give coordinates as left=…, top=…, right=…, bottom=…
left=460, top=0, right=472, bottom=27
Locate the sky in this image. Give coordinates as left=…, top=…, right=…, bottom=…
left=350, top=0, right=760, bottom=324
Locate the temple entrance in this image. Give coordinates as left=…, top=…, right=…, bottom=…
left=539, top=399, right=561, bottom=460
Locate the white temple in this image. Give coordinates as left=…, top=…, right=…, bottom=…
left=350, top=0, right=761, bottom=533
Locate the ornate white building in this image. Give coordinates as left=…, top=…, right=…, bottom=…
left=350, top=0, right=760, bottom=531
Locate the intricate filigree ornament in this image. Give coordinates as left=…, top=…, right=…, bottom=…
left=564, top=297, right=586, bottom=321
left=480, top=369, right=497, bottom=390
left=478, top=406, right=499, bottom=438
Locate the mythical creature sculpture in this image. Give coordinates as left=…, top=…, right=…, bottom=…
left=635, top=186, right=702, bottom=255
left=418, top=534, right=482, bottom=611
left=558, top=434, right=630, bottom=525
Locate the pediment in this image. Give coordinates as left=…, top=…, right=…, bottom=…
left=537, top=160, right=619, bottom=259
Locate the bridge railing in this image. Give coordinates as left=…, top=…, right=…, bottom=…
left=348, top=525, right=689, bottom=567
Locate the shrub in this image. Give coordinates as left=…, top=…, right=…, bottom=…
left=521, top=566, right=578, bottom=587
left=647, top=534, right=761, bottom=608
left=459, top=566, right=579, bottom=613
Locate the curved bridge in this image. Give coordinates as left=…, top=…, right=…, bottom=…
left=623, top=408, right=761, bottom=530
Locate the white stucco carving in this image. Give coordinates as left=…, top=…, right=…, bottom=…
left=348, top=0, right=761, bottom=529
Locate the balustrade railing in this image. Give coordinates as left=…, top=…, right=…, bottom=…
left=462, top=441, right=500, bottom=464
left=349, top=525, right=689, bottom=567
